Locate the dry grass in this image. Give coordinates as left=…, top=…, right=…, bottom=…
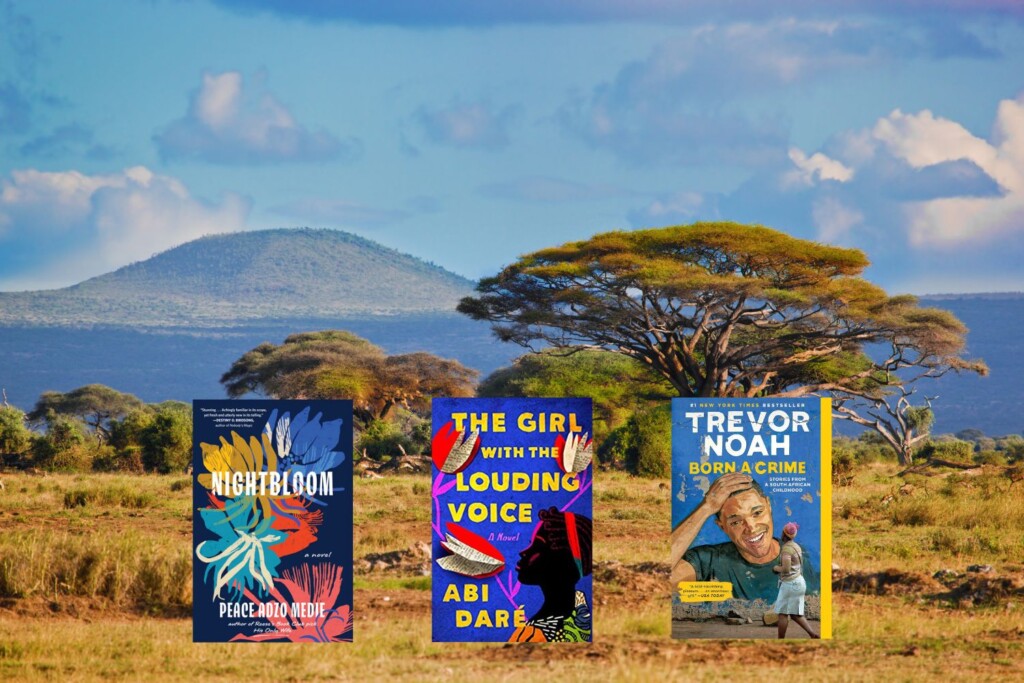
left=0, top=465, right=1022, bottom=681
left=833, top=463, right=1024, bottom=573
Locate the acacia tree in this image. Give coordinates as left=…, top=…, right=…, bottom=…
left=830, top=313, right=987, bottom=466
left=458, top=223, right=978, bottom=402
left=27, top=384, right=144, bottom=442
left=220, top=330, right=477, bottom=427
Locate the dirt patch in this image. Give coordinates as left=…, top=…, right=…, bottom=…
left=834, top=568, right=1024, bottom=608
left=358, top=542, right=432, bottom=575
left=592, top=560, right=671, bottom=606
left=355, top=455, right=432, bottom=476
left=359, top=588, right=431, bottom=617
left=672, top=619, right=820, bottom=639
left=0, top=595, right=188, bottom=621
left=833, top=569, right=944, bottom=597
left=471, top=636, right=832, bottom=667
left=934, top=575, right=1024, bottom=608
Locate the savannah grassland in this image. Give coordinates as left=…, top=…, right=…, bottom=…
left=0, top=466, right=1022, bottom=682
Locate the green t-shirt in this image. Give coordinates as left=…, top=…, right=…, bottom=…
left=682, top=540, right=819, bottom=602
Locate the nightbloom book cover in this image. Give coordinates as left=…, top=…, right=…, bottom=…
left=432, top=397, right=593, bottom=643
left=670, top=398, right=832, bottom=639
left=192, top=400, right=353, bottom=642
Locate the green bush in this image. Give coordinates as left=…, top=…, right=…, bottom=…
left=108, top=409, right=155, bottom=452
left=627, top=404, right=671, bottom=478
left=140, top=409, right=191, bottom=473
left=832, top=445, right=856, bottom=486
left=598, top=421, right=636, bottom=470
left=92, top=446, right=145, bottom=473
left=918, top=439, right=974, bottom=464
left=358, top=419, right=414, bottom=460
left=31, top=415, right=91, bottom=471
left=0, top=406, right=33, bottom=457
left=974, top=450, right=1007, bottom=466
left=997, top=436, right=1024, bottom=463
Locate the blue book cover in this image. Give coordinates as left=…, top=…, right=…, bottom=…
left=670, top=398, right=832, bottom=639
left=192, top=400, right=353, bottom=642
left=431, top=397, right=593, bottom=643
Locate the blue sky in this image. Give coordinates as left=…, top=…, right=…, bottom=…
left=1, top=0, right=1023, bottom=293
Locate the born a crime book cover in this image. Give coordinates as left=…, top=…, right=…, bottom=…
left=432, top=398, right=594, bottom=643
left=670, top=398, right=832, bottom=639
left=192, top=400, right=353, bottom=642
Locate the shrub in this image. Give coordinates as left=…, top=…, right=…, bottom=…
left=832, top=446, right=856, bottom=486
left=140, top=409, right=191, bottom=473
left=974, top=450, right=1007, bottom=466
left=917, top=439, right=974, bottom=464
left=598, top=421, right=637, bottom=470
left=63, top=485, right=156, bottom=509
left=0, top=406, right=32, bottom=458
left=628, top=404, right=671, bottom=478
left=31, top=416, right=91, bottom=471
left=93, top=446, right=145, bottom=473
left=108, top=409, right=155, bottom=451
left=358, top=419, right=414, bottom=460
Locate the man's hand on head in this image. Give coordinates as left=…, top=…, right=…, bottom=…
left=701, top=473, right=753, bottom=515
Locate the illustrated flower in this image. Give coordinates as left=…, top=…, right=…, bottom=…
left=432, top=421, right=480, bottom=474
left=198, top=431, right=278, bottom=488
left=268, top=496, right=323, bottom=558
left=264, top=408, right=346, bottom=485
left=437, top=522, right=505, bottom=578
left=196, top=498, right=282, bottom=600
left=198, top=430, right=282, bottom=520
left=231, top=563, right=353, bottom=642
left=555, top=432, right=593, bottom=475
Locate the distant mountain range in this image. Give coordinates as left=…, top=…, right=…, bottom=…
left=0, top=230, right=1019, bottom=436
left=0, top=229, right=474, bottom=326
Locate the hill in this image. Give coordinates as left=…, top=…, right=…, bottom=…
left=0, top=229, right=475, bottom=326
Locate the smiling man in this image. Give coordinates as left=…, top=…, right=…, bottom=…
left=670, top=473, right=798, bottom=601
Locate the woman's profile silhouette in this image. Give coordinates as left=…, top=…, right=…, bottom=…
left=509, top=506, right=592, bottom=642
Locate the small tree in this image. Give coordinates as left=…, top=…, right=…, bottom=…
left=140, top=406, right=192, bottom=473
left=221, top=330, right=477, bottom=427
left=28, top=384, right=144, bottom=442
left=830, top=308, right=986, bottom=466
left=0, top=405, right=33, bottom=460
left=31, top=415, right=90, bottom=471
left=628, top=404, right=672, bottom=478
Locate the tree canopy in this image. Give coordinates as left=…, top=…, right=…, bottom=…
left=458, top=222, right=980, bottom=402
left=27, top=384, right=144, bottom=441
left=478, top=348, right=673, bottom=440
left=220, top=330, right=478, bottom=426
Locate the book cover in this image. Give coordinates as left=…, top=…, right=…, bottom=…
left=670, top=398, right=832, bottom=639
left=192, top=400, right=354, bottom=642
left=431, top=397, right=594, bottom=643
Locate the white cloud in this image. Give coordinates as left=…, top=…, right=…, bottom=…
left=876, top=102, right=1024, bottom=246
left=154, top=71, right=358, bottom=164
left=871, top=109, right=999, bottom=173
left=785, top=148, right=854, bottom=187
left=783, top=95, right=1024, bottom=247
left=0, top=166, right=250, bottom=289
